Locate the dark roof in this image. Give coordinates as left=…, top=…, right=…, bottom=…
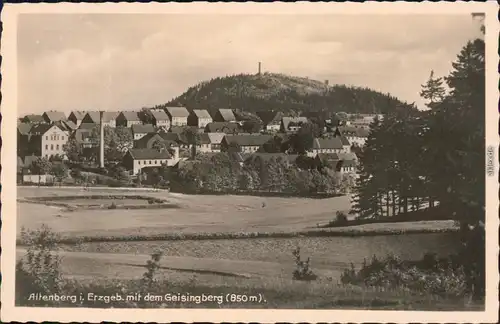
left=120, top=111, right=141, bottom=121
left=205, top=122, right=240, bottom=133
left=29, top=123, right=65, bottom=135
left=169, top=125, right=200, bottom=134
left=256, top=111, right=283, bottom=125
left=337, top=159, right=357, bottom=168
left=246, top=152, right=298, bottom=164
left=197, top=133, right=211, bottom=145
left=61, top=120, right=77, bottom=130
left=43, top=111, right=66, bottom=122
left=151, top=110, right=169, bottom=121
left=23, top=114, right=45, bottom=123
left=18, top=123, right=33, bottom=135
left=73, top=128, right=97, bottom=144
left=340, top=135, right=350, bottom=146
left=69, top=111, right=86, bottom=120
left=217, top=109, right=236, bottom=122
left=85, top=111, right=101, bottom=123
left=192, top=109, right=212, bottom=119
left=312, top=137, right=343, bottom=150
left=224, top=134, right=273, bottom=147
left=133, top=133, right=159, bottom=148
left=165, top=107, right=190, bottom=118
left=316, top=153, right=340, bottom=163
left=127, top=148, right=172, bottom=160
left=132, top=124, right=156, bottom=134
left=158, top=132, right=185, bottom=143
left=339, top=126, right=370, bottom=138
left=78, top=123, right=98, bottom=130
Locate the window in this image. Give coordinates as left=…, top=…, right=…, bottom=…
left=138, top=161, right=141, bottom=165
left=45, top=136, right=48, bottom=140
left=62, top=136, right=64, bottom=140
left=149, top=160, right=151, bottom=165
left=50, top=144, right=54, bottom=150
left=56, top=144, right=59, bottom=150
left=45, top=145, right=48, bottom=150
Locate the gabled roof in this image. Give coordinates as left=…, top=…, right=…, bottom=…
left=282, top=117, right=308, bottom=130
left=197, top=133, right=211, bottom=145
left=127, top=148, right=172, bottom=160
left=312, top=137, right=343, bottom=150
left=69, top=111, right=86, bottom=120
left=165, top=107, right=190, bottom=118
left=224, top=134, right=273, bottom=147
left=217, top=109, right=236, bottom=122
left=18, top=123, right=33, bottom=135
left=151, top=110, right=170, bottom=121
left=79, top=123, right=98, bottom=130
left=337, top=152, right=358, bottom=161
left=23, top=114, right=45, bottom=123
left=120, top=111, right=141, bottom=121
left=206, top=132, right=225, bottom=144
left=256, top=111, right=283, bottom=125
left=84, top=111, right=101, bottom=123
left=29, top=123, right=65, bottom=135
left=43, top=111, right=66, bottom=122
left=102, top=111, right=120, bottom=122
left=192, top=109, right=212, bottom=119
left=131, top=124, right=155, bottom=134
left=61, top=120, right=77, bottom=130
left=205, top=122, right=240, bottom=133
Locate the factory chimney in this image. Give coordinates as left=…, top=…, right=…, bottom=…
left=99, top=111, right=105, bottom=168
left=258, top=62, right=261, bottom=75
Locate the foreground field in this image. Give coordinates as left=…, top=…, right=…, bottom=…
left=16, top=187, right=468, bottom=310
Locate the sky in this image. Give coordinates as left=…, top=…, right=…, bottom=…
left=17, top=14, right=483, bottom=116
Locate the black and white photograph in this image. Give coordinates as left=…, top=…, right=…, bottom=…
left=1, top=2, right=498, bottom=323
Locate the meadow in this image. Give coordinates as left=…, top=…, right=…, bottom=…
left=15, top=186, right=468, bottom=309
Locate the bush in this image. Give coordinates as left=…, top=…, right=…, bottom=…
left=108, top=202, right=117, bottom=209
left=291, top=247, right=317, bottom=281
left=16, top=225, right=64, bottom=305
left=335, top=211, right=348, bottom=225
left=340, top=253, right=469, bottom=298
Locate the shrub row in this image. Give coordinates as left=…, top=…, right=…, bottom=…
left=14, top=226, right=459, bottom=246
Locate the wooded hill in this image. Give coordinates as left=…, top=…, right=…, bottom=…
left=158, top=73, right=410, bottom=116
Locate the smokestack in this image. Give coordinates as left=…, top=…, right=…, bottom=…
left=99, top=111, right=105, bottom=168
left=258, top=62, right=261, bottom=75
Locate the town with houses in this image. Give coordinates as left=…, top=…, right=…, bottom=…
left=17, top=106, right=380, bottom=187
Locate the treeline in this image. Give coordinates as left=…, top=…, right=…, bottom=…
left=351, top=38, right=485, bottom=295
left=162, top=73, right=408, bottom=116
left=152, top=153, right=355, bottom=196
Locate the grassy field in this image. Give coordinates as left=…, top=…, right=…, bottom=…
left=16, top=186, right=467, bottom=310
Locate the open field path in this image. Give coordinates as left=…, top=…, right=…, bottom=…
left=15, top=248, right=342, bottom=286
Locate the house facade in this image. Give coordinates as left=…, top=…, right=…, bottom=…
left=151, top=110, right=171, bottom=129
left=339, top=126, right=370, bottom=147
left=29, top=124, right=69, bottom=159
left=188, top=109, right=213, bottom=128
left=165, top=107, right=190, bottom=127
left=307, top=137, right=345, bottom=157
left=131, top=124, right=156, bottom=140
left=281, top=117, right=309, bottom=133
left=116, top=111, right=142, bottom=127
left=122, top=147, right=180, bottom=175
left=207, top=133, right=225, bottom=152
left=221, top=134, right=273, bottom=153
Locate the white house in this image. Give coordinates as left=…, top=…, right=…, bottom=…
left=188, top=109, right=213, bottom=128
left=29, top=123, right=69, bottom=159
left=151, top=110, right=171, bottom=129
left=165, top=107, right=190, bottom=127
left=122, top=146, right=180, bottom=175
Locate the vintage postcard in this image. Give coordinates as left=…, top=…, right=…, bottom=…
left=1, top=2, right=498, bottom=323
